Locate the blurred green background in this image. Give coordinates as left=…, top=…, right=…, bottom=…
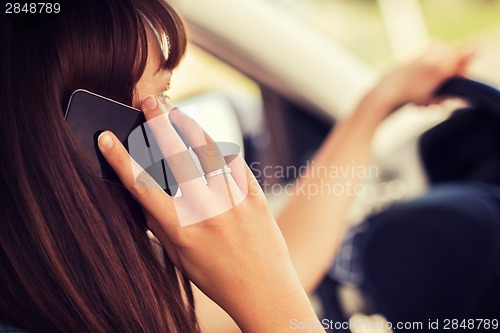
left=268, top=0, right=500, bottom=68
left=170, top=0, right=500, bottom=104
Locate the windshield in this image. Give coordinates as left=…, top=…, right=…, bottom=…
left=266, top=0, right=500, bottom=83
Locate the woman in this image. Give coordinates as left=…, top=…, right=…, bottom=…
left=1, top=0, right=321, bottom=332
left=1, top=0, right=472, bottom=332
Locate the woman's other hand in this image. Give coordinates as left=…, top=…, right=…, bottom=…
left=97, top=97, right=323, bottom=333
left=374, top=41, right=474, bottom=111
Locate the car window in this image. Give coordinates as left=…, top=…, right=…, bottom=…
left=264, top=0, right=500, bottom=72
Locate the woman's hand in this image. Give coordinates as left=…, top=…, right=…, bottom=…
left=373, top=42, right=474, bottom=111
left=97, top=96, right=323, bottom=332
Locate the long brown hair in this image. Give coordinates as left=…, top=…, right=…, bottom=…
left=0, top=0, right=199, bottom=332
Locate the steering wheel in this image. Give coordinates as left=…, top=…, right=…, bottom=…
left=420, top=76, right=500, bottom=185
left=435, top=76, right=500, bottom=117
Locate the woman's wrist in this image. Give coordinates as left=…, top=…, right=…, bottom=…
left=235, top=291, right=323, bottom=333
left=224, top=264, right=324, bottom=333
left=363, top=81, right=406, bottom=118
left=343, top=83, right=403, bottom=138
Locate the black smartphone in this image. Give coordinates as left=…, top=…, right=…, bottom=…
left=64, top=89, right=145, bottom=186
left=64, top=89, right=178, bottom=195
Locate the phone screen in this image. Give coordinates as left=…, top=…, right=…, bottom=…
left=64, top=89, right=145, bottom=186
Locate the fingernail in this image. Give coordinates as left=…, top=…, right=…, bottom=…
left=98, top=131, right=114, bottom=151
left=142, top=95, right=158, bottom=111
left=169, top=107, right=186, bottom=118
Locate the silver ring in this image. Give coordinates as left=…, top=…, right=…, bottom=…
left=205, top=166, right=232, bottom=178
